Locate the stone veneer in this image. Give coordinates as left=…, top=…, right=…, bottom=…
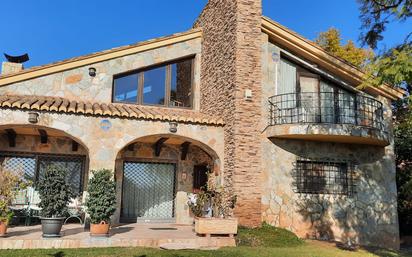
left=260, top=37, right=399, bottom=249
left=194, top=0, right=263, bottom=227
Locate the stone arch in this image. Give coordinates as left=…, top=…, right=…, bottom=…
left=0, top=124, right=90, bottom=195
left=113, top=133, right=222, bottom=224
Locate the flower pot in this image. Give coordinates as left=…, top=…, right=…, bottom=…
left=90, top=221, right=110, bottom=236
left=0, top=221, right=8, bottom=237
left=41, top=217, right=65, bottom=238
left=194, top=217, right=238, bottom=236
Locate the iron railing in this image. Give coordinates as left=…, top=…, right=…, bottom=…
left=269, top=92, right=385, bottom=131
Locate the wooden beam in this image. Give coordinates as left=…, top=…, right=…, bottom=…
left=127, top=143, right=134, bottom=151
left=38, top=129, right=48, bottom=144
left=5, top=129, right=16, bottom=147
left=180, top=142, right=191, bottom=160
left=153, top=137, right=168, bottom=157
left=72, top=140, right=79, bottom=152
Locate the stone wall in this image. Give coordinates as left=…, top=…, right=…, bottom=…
left=261, top=39, right=400, bottom=249
left=0, top=39, right=202, bottom=110
left=194, top=0, right=263, bottom=227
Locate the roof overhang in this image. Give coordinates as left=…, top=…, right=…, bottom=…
left=0, top=29, right=202, bottom=87
left=261, top=16, right=404, bottom=101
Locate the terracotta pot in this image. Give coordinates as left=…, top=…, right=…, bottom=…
left=195, top=217, right=238, bottom=236
left=90, top=221, right=110, bottom=236
left=0, top=221, right=8, bottom=236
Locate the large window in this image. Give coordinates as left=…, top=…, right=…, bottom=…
left=113, top=58, right=194, bottom=108
left=0, top=152, right=86, bottom=196
left=293, top=159, right=356, bottom=196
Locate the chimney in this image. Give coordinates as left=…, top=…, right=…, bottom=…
left=1, top=53, right=29, bottom=75
left=1, top=62, right=23, bottom=75
left=194, top=0, right=263, bottom=227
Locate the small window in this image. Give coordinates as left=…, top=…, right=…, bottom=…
left=294, top=159, right=355, bottom=196
left=113, top=58, right=194, bottom=108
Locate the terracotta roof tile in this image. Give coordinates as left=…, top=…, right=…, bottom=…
left=0, top=95, right=224, bottom=126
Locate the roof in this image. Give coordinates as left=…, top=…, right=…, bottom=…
left=261, top=16, right=405, bottom=100
left=0, top=29, right=202, bottom=86
left=0, top=95, right=224, bottom=126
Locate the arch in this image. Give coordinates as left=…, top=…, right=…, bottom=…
left=113, top=133, right=222, bottom=224
left=0, top=124, right=90, bottom=196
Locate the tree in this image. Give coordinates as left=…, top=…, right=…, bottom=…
left=315, top=28, right=374, bottom=67
left=357, top=0, right=412, bottom=236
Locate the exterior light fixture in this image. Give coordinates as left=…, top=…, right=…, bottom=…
left=28, top=112, right=39, bottom=124
left=88, top=67, right=96, bottom=77
left=169, top=122, right=178, bottom=133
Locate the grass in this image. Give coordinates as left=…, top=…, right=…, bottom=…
left=0, top=224, right=411, bottom=257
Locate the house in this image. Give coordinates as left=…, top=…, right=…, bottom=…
left=0, top=0, right=403, bottom=249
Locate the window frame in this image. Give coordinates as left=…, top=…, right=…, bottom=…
left=0, top=151, right=87, bottom=195
left=112, top=56, right=195, bottom=109
left=293, top=159, right=356, bottom=196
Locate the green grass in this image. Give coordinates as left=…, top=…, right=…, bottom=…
left=0, top=225, right=410, bottom=257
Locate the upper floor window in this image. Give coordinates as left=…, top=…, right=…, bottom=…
left=113, top=58, right=194, bottom=108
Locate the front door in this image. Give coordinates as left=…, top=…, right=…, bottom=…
left=121, top=162, right=176, bottom=223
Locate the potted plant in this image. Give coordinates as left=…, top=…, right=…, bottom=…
left=188, top=174, right=238, bottom=237
left=0, top=168, right=28, bottom=237
left=85, top=169, right=116, bottom=236
left=37, top=165, right=73, bottom=238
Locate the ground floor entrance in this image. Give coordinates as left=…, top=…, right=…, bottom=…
left=121, top=162, right=176, bottom=223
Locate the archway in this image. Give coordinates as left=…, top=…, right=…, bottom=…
left=0, top=124, right=90, bottom=199
left=114, top=134, right=221, bottom=224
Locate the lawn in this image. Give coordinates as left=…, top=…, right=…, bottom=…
left=0, top=224, right=410, bottom=257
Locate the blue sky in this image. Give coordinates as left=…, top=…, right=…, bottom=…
left=0, top=0, right=410, bottom=68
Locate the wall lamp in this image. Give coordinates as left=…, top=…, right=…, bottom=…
left=88, top=67, right=97, bottom=77
left=28, top=112, right=39, bottom=124
left=169, top=122, right=178, bottom=133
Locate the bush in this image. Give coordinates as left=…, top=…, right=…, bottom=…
left=85, top=169, right=116, bottom=224
left=37, top=165, right=73, bottom=218
left=236, top=223, right=304, bottom=247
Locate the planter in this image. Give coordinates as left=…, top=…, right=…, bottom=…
left=0, top=221, right=8, bottom=237
left=195, top=217, right=238, bottom=237
left=41, top=217, right=65, bottom=238
left=90, top=221, right=110, bottom=236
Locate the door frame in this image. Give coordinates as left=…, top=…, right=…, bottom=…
left=120, top=157, right=178, bottom=223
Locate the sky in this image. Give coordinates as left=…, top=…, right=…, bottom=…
left=0, top=0, right=411, bottom=68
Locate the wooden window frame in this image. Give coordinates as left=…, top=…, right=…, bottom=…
left=112, top=57, right=195, bottom=109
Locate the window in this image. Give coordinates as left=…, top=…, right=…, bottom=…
left=0, top=152, right=86, bottom=196
left=294, top=159, right=355, bottom=196
left=113, top=58, right=194, bottom=108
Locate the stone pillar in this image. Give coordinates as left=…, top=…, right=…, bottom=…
left=195, top=0, right=263, bottom=227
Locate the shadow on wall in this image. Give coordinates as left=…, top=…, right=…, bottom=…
left=270, top=138, right=399, bottom=248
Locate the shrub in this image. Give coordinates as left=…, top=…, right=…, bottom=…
left=37, top=165, right=73, bottom=217
left=0, top=168, right=29, bottom=223
left=85, top=169, right=116, bottom=224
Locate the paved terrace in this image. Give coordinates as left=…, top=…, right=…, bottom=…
left=0, top=223, right=235, bottom=249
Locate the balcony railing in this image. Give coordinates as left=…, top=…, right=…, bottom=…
left=269, top=92, right=385, bottom=131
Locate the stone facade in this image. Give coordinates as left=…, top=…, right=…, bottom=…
left=194, top=0, right=263, bottom=227
left=0, top=0, right=401, bottom=250
left=260, top=39, right=399, bottom=249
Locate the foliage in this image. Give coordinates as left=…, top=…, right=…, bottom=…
left=393, top=98, right=412, bottom=234
left=358, top=0, right=412, bottom=49
left=85, top=169, right=116, bottom=224
left=361, top=44, right=412, bottom=90
left=187, top=173, right=237, bottom=218
left=236, top=222, right=304, bottom=247
left=37, top=165, right=73, bottom=218
left=0, top=168, right=29, bottom=223
left=315, top=28, right=374, bottom=67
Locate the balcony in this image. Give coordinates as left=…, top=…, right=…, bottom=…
left=266, top=92, right=389, bottom=146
